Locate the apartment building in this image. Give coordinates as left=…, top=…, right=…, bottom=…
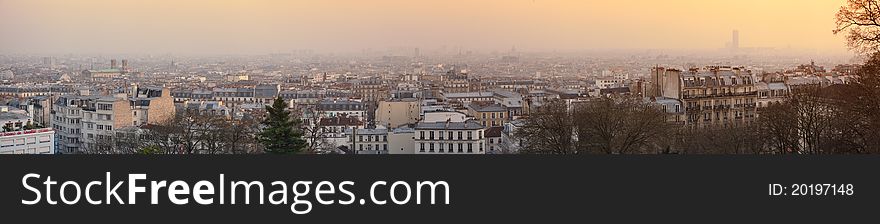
left=375, top=98, right=420, bottom=128
left=651, top=66, right=757, bottom=127
left=467, top=102, right=508, bottom=127
left=414, top=120, right=486, bottom=154
left=347, top=126, right=388, bottom=154
left=52, top=87, right=174, bottom=154
left=0, top=106, right=54, bottom=154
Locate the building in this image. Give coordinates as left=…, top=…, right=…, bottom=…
left=651, top=66, right=757, bottom=126
left=0, top=106, right=54, bottom=154
left=414, top=120, right=486, bottom=154
left=441, top=91, right=494, bottom=109
left=652, top=97, right=685, bottom=125
left=500, top=120, right=524, bottom=153
left=755, top=82, right=789, bottom=108
left=387, top=126, right=415, bottom=154
left=492, top=89, right=528, bottom=119
left=442, top=69, right=470, bottom=93
left=82, top=68, right=123, bottom=82
left=422, top=111, right=468, bottom=123
left=254, top=84, right=280, bottom=105
left=466, top=102, right=507, bottom=127
left=212, top=88, right=255, bottom=108
left=375, top=98, right=420, bottom=128
left=353, top=79, right=388, bottom=102
left=53, top=87, right=173, bottom=154
left=129, top=86, right=175, bottom=126
left=183, top=100, right=231, bottom=117
left=19, top=96, right=54, bottom=127
left=316, top=98, right=366, bottom=118
left=347, top=126, right=388, bottom=154
left=485, top=126, right=503, bottom=154
left=225, top=74, right=250, bottom=82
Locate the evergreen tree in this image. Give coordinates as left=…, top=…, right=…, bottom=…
left=258, top=97, right=306, bottom=154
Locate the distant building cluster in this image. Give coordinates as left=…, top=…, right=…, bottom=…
left=0, top=53, right=858, bottom=154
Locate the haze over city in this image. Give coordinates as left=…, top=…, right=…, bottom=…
left=0, top=0, right=851, bottom=55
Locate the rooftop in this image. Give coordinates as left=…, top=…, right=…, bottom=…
left=415, top=120, right=484, bottom=130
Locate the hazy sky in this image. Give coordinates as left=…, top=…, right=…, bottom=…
left=0, top=0, right=850, bottom=54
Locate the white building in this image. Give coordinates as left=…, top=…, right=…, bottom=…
left=0, top=106, right=54, bottom=154
left=414, top=120, right=486, bottom=154
left=347, top=126, right=388, bottom=154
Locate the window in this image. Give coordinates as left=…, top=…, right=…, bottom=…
left=97, top=103, right=113, bottom=111
left=458, top=143, right=463, bottom=153
left=429, top=143, right=434, bottom=152
left=383, top=135, right=387, bottom=142
left=457, top=131, right=463, bottom=140
left=419, top=143, right=425, bottom=152
left=420, top=131, right=425, bottom=140
left=429, top=131, right=434, bottom=140
left=467, top=131, right=472, bottom=140
left=467, top=143, right=473, bottom=153
left=439, top=143, right=444, bottom=152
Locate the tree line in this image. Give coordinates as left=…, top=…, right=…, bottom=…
left=516, top=54, right=880, bottom=154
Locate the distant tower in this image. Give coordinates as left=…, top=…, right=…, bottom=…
left=121, top=59, right=128, bottom=69
left=414, top=47, right=420, bottom=58
left=731, top=30, right=739, bottom=50
left=110, top=59, right=117, bottom=69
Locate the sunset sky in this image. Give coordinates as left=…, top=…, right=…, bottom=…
left=0, top=0, right=850, bottom=54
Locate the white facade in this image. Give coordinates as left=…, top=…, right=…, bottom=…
left=347, top=127, right=388, bottom=154
left=414, top=120, right=486, bottom=154
left=0, top=128, right=55, bottom=154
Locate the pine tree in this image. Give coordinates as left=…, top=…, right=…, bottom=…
left=258, top=97, right=306, bottom=154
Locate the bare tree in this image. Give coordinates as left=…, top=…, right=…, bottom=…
left=758, top=103, right=799, bottom=154
left=301, top=107, right=335, bottom=153
left=834, top=0, right=880, bottom=54
left=572, top=97, right=669, bottom=154
left=514, top=99, right=576, bottom=154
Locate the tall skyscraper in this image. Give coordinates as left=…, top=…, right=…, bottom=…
left=731, top=30, right=739, bottom=50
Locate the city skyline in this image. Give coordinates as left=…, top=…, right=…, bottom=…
left=0, top=0, right=851, bottom=54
